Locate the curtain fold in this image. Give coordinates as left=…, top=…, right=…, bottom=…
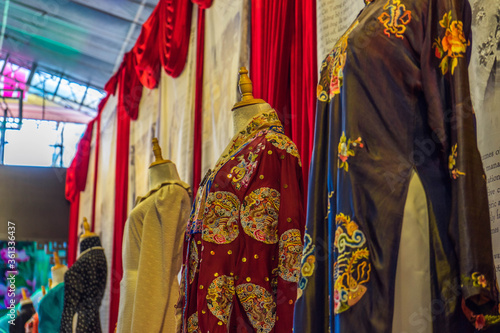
left=192, top=6, right=206, bottom=196
left=250, top=0, right=295, bottom=135
left=250, top=0, right=317, bottom=202
left=290, top=0, right=317, bottom=195
left=65, top=119, right=95, bottom=266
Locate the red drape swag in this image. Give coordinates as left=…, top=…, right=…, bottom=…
left=191, top=0, right=213, bottom=196
left=65, top=118, right=95, bottom=266
left=251, top=0, right=317, bottom=200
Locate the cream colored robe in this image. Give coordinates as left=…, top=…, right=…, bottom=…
left=117, top=177, right=191, bottom=333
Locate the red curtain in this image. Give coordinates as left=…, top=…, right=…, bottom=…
left=251, top=0, right=317, bottom=198
left=250, top=0, right=295, bottom=135
left=65, top=118, right=95, bottom=266
left=159, top=0, right=194, bottom=77
left=192, top=6, right=205, bottom=196
left=290, top=0, right=317, bottom=192
left=191, top=0, right=214, bottom=195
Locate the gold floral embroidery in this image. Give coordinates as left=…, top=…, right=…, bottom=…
left=265, top=132, right=302, bottom=166
left=338, top=132, right=363, bottom=172
left=448, top=144, right=465, bottom=179
left=278, top=229, right=303, bottom=282
left=377, top=0, right=412, bottom=39
left=202, top=191, right=240, bottom=244
left=236, top=284, right=276, bottom=332
left=433, top=11, right=470, bottom=75
left=317, top=21, right=359, bottom=102
left=206, top=275, right=235, bottom=324
left=187, top=312, right=200, bottom=333
left=241, top=187, right=280, bottom=244
left=188, top=240, right=199, bottom=284
left=334, top=213, right=371, bottom=314
left=228, top=143, right=265, bottom=191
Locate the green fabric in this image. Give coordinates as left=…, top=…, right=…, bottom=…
left=38, top=283, right=65, bottom=333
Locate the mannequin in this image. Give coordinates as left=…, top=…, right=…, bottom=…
left=231, top=67, right=271, bottom=135
left=60, top=218, right=107, bottom=333
left=181, top=68, right=304, bottom=332
left=117, top=138, right=191, bottom=333
left=10, top=289, right=35, bottom=333
left=51, top=253, right=67, bottom=287
left=38, top=253, right=67, bottom=333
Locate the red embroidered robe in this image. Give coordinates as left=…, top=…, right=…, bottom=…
left=181, top=109, right=304, bottom=332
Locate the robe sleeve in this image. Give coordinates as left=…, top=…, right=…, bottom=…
left=269, top=135, right=305, bottom=332
left=421, top=0, right=498, bottom=312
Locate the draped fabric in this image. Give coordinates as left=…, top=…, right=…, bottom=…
left=290, top=0, right=317, bottom=194
left=65, top=119, right=95, bottom=266
left=192, top=7, right=205, bottom=196
left=201, top=0, right=249, bottom=185
left=93, top=95, right=118, bottom=333
left=250, top=0, right=317, bottom=200
left=250, top=0, right=294, bottom=135
left=159, top=0, right=194, bottom=78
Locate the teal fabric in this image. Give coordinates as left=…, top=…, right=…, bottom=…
left=38, top=283, right=64, bottom=333
left=0, top=313, right=11, bottom=333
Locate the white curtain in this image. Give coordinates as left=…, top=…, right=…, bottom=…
left=158, top=9, right=197, bottom=187
left=78, top=121, right=97, bottom=233
left=201, top=0, right=249, bottom=175
left=129, top=86, right=160, bottom=205
left=93, top=93, right=118, bottom=333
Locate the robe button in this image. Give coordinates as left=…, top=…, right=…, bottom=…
left=242, top=257, right=247, bottom=262
left=211, top=251, right=215, bottom=255
left=199, top=285, right=204, bottom=289
left=254, top=254, right=259, bottom=259
left=259, top=175, right=264, bottom=179
left=246, top=277, right=251, bottom=282
left=287, top=218, right=292, bottom=222
left=228, top=250, right=232, bottom=255
left=283, top=184, right=288, bottom=189
left=289, top=299, right=293, bottom=305
left=280, top=155, right=285, bottom=159
left=218, top=321, right=223, bottom=326
left=268, top=150, right=273, bottom=155
left=214, top=273, right=219, bottom=277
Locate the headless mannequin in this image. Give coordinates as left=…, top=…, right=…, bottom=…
left=148, top=138, right=180, bottom=189
left=51, top=252, right=67, bottom=288
left=231, top=67, right=272, bottom=135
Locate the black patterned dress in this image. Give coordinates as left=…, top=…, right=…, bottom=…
left=60, top=236, right=107, bottom=333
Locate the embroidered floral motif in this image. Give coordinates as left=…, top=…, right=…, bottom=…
left=229, top=143, right=265, bottom=191
left=236, top=284, right=276, bottom=333
left=241, top=187, right=280, bottom=244
left=334, top=213, right=371, bottom=314
left=187, top=312, right=200, bottom=333
left=278, top=229, right=303, bottom=282
left=299, top=234, right=316, bottom=291
left=433, top=11, right=470, bottom=75
left=189, top=240, right=199, bottom=284
left=461, top=298, right=500, bottom=331
left=317, top=21, right=359, bottom=102
left=206, top=275, right=235, bottom=324
left=448, top=143, right=465, bottom=179
left=462, top=272, right=490, bottom=289
left=265, top=132, right=302, bottom=166
left=202, top=191, right=240, bottom=244
left=338, top=132, right=363, bottom=172
left=377, top=0, right=412, bottom=39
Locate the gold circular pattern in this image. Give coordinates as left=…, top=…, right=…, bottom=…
left=218, top=321, right=223, bottom=326
left=227, top=250, right=232, bottom=255
left=280, top=155, right=285, bottom=159
left=254, top=254, right=259, bottom=259
left=242, top=257, right=247, bottom=262
left=268, top=150, right=273, bottom=155
left=214, top=273, right=219, bottom=277
left=287, top=217, right=292, bottom=222
left=210, top=251, right=215, bottom=255
left=259, top=175, right=264, bottom=179
left=199, top=285, right=204, bottom=289
left=246, top=277, right=251, bottom=282
left=283, top=184, right=288, bottom=189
